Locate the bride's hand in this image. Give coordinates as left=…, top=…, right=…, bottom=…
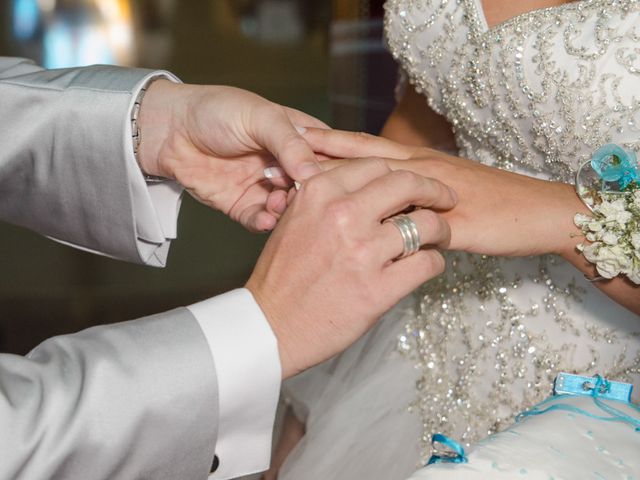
left=390, top=154, right=583, bottom=258
left=301, top=128, right=587, bottom=259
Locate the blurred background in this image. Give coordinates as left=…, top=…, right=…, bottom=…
left=0, top=0, right=398, bottom=358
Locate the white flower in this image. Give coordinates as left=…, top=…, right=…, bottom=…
left=613, top=245, right=633, bottom=270
left=582, top=243, right=600, bottom=263
left=594, top=245, right=630, bottom=279
left=626, top=265, right=640, bottom=285
left=596, top=198, right=632, bottom=225
left=601, top=231, right=619, bottom=246
left=576, top=187, right=639, bottom=284
left=574, top=213, right=591, bottom=227
left=588, top=220, right=603, bottom=232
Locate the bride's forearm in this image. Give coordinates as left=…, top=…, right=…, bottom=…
left=388, top=156, right=640, bottom=314
left=561, top=246, right=640, bottom=314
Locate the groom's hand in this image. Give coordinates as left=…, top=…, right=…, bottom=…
left=246, top=159, right=457, bottom=379
left=137, top=80, right=327, bottom=232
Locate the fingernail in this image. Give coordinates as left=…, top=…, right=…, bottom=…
left=449, top=187, right=459, bottom=204
left=264, top=166, right=286, bottom=179
left=294, top=181, right=302, bottom=190
left=295, top=125, right=307, bottom=135
left=297, top=161, right=322, bottom=180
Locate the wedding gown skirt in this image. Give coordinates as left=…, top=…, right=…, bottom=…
left=280, top=255, right=639, bottom=480
left=409, top=395, right=640, bottom=479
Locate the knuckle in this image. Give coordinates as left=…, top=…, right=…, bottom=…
left=393, top=169, right=422, bottom=187
left=301, top=174, right=327, bottom=197
left=325, top=198, right=358, bottom=228
left=347, top=241, right=376, bottom=266
left=426, top=178, right=452, bottom=203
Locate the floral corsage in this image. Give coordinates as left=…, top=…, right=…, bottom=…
left=574, top=144, right=640, bottom=284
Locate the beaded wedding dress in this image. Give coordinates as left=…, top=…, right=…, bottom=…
left=280, top=1, right=640, bottom=479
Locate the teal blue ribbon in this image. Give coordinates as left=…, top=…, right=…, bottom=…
left=426, top=433, right=468, bottom=465
left=517, top=375, right=640, bottom=431
left=591, top=144, right=639, bottom=190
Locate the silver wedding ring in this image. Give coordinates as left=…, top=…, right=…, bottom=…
left=384, top=214, right=421, bottom=259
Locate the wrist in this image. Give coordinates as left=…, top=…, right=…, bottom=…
left=137, top=79, right=184, bottom=178
left=554, top=183, right=592, bottom=259
left=246, top=280, right=299, bottom=380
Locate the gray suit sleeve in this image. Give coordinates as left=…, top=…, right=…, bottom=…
left=0, top=59, right=220, bottom=478
left=0, top=57, right=167, bottom=263
left=0, top=308, right=219, bottom=480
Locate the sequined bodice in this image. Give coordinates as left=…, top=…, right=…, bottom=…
left=383, top=0, right=640, bottom=462
left=385, top=0, right=640, bottom=181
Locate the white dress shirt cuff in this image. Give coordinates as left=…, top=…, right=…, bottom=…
left=187, top=289, right=282, bottom=479
left=124, top=71, right=184, bottom=267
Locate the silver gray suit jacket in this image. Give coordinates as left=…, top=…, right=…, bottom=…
left=0, top=58, right=218, bottom=479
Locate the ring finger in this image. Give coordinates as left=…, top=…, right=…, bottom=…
left=378, top=209, right=451, bottom=262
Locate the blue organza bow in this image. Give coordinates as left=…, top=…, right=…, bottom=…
left=517, top=374, right=640, bottom=431
left=591, top=144, right=639, bottom=190
left=426, top=434, right=468, bottom=465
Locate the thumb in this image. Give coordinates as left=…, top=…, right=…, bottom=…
left=253, top=107, right=323, bottom=181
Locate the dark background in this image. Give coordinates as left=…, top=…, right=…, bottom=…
left=0, top=0, right=396, bottom=355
